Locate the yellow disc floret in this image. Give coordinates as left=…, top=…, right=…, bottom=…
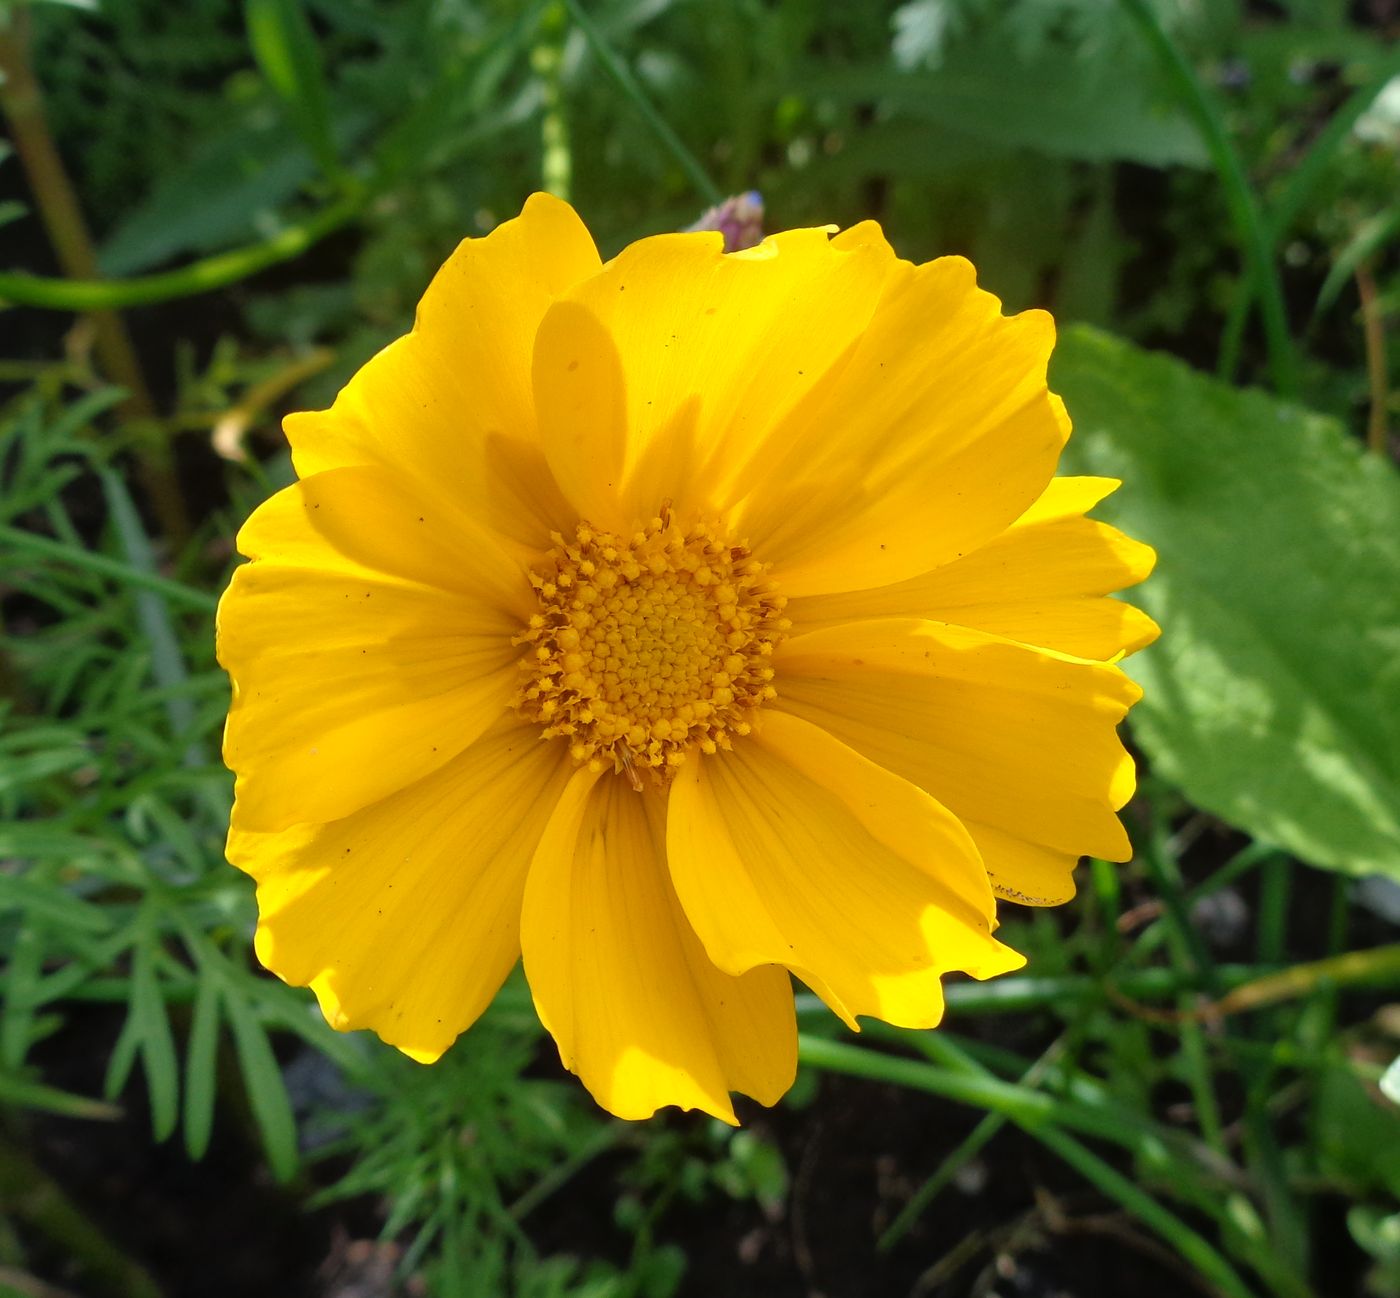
left=516, top=510, right=790, bottom=785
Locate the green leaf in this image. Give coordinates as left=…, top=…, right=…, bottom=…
left=1314, top=1062, right=1400, bottom=1197
left=130, top=935, right=180, bottom=1142
left=1054, top=326, right=1400, bottom=878
left=0, top=872, right=114, bottom=935
left=0, top=1068, right=121, bottom=1120
left=99, top=120, right=317, bottom=277
left=809, top=39, right=1207, bottom=167
left=224, top=986, right=299, bottom=1182
left=244, top=0, right=340, bottom=180
left=183, top=972, right=222, bottom=1161
left=1315, top=208, right=1400, bottom=316
left=0, top=928, right=45, bottom=1069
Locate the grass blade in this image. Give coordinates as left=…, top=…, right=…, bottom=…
left=244, top=0, right=340, bottom=180
left=224, top=985, right=298, bottom=1183
left=183, top=971, right=222, bottom=1161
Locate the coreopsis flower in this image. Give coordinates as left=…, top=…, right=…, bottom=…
left=219, top=194, right=1157, bottom=1122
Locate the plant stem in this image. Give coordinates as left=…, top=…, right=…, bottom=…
left=1119, top=0, right=1296, bottom=399
left=0, top=192, right=365, bottom=311
left=798, top=1036, right=1260, bottom=1298
left=0, top=11, right=188, bottom=543
left=533, top=1, right=573, bottom=201
left=1212, top=943, right=1400, bottom=1018
left=1219, top=47, right=1400, bottom=382
left=876, top=1036, right=1066, bottom=1252
left=1356, top=260, right=1391, bottom=455
left=509, top=1120, right=625, bottom=1221
left=561, top=0, right=722, bottom=207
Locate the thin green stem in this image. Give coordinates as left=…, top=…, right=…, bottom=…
left=0, top=192, right=364, bottom=311
left=509, top=1121, right=625, bottom=1221
left=1222, top=45, right=1400, bottom=379
left=1213, top=942, right=1400, bottom=1017
left=1256, top=857, right=1291, bottom=965
left=877, top=1036, right=1066, bottom=1252
left=1141, top=804, right=1221, bottom=994
left=878, top=1107, right=1004, bottom=1253
left=534, top=2, right=573, bottom=201
left=799, top=1036, right=1259, bottom=1298
left=561, top=0, right=722, bottom=207
left=800, top=1034, right=1230, bottom=1184
left=1130, top=842, right=1287, bottom=964
left=0, top=523, right=219, bottom=612
left=790, top=964, right=1268, bottom=1021
left=1119, top=0, right=1296, bottom=398
left=1035, top=1127, right=1258, bottom=1298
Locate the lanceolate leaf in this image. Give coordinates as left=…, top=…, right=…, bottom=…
left=1054, top=325, right=1400, bottom=879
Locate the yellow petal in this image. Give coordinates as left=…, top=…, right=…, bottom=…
left=831, top=219, right=898, bottom=258
left=532, top=227, right=891, bottom=529
left=233, top=463, right=533, bottom=616
left=284, top=192, right=600, bottom=554
left=962, top=820, right=1081, bottom=908
left=787, top=475, right=1159, bottom=661
left=227, top=718, right=574, bottom=1063
left=667, top=711, right=1023, bottom=1030
left=1017, top=474, right=1119, bottom=524
left=522, top=769, right=796, bottom=1122
left=775, top=619, right=1141, bottom=869
left=734, top=258, right=1068, bottom=597
left=218, top=470, right=526, bottom=831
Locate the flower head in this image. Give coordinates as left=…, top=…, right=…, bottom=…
left=218, top=194, right=1157, bottom=1122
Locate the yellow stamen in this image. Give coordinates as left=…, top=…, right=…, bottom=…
left=515, top=515, right=789, bottom=786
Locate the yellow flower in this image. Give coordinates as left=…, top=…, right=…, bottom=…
left=218, top=194, right=1157, bottom=1123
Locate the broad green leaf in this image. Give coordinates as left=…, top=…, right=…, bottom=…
left=99, top=120, right=316, bottom=277
left=1054, top=326, right=1400, bottom=879
left=807, top=39, right=1206, bottom=168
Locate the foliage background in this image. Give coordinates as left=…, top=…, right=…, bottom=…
left=2, top=1, right=1400, bottom=1295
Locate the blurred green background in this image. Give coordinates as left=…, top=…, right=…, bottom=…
left=2, top=1, right=1400, bottom=1295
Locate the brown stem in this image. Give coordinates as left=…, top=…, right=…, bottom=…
left=1356, top=259, right=1391, bottom=457
left=0, top=11, right=190, bottom=544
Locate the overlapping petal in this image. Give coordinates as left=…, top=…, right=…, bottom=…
left=774, top=619, right=1141, bottom=905
left=227, top=718, right=574, bottom=1062
left=787, top=476, right=1159, bottom=661
left=731, top=257, right=1069, bottom=597
left=284, top=192, right=601, bottom=554
left=533, top=227, right=891, bottom=530
left=522, top=768, right=797, bottom=1122
left=666, top=711, right=1023, bottom=1028
left=218, top=465, right=528, bottom=831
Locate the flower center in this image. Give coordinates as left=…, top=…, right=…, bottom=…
left=516, top=510, right=790, bottom=787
